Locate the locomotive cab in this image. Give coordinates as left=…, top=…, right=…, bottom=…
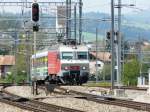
left=59, top=45, right=89, bottom=85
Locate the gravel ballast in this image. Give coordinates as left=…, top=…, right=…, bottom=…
left=4, top=86, right=148, bottom=112
left=0, top=102, right=32, bottom=112
left=61, top=86, right=148, bottom=99
left=42, top=97, right=146, bottom=112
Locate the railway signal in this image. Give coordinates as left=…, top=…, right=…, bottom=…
left=32, top=1, right=39, bottom=95
left=106, top=31, right=119, bottom=42
left=32, top=2, right=39, bottom=22
left=106, top=31, right=111, bottom=40
left=33, top=24, right=39, bottom=32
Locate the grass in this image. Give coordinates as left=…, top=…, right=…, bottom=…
left=0, top=78, right=7, bottom=83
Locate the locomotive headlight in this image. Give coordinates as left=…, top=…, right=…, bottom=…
left=64, top=66, right=69, bottom=70
left=82, top=66, right=86, bottom=70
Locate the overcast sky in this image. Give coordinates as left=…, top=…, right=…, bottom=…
left=83, top=0, right=150, bottom=14
left=1, top=0, right=150, bottom=14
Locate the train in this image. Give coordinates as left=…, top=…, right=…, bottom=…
left=31, top=44, right=89, bottom=85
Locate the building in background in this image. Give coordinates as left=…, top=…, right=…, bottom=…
left=56, top=6, right=66, bottom=35
left=89, top=60, right=104, bottom=75
left=0, top=55, right=15, bottom=77
left=89, top=52, right=111, bottom=75
left=89, top=52, right=111, bottom=63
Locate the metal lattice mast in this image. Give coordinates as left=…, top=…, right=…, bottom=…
left=66, top=0, right=69, bottom=39
left=74, top=4, right=77, bottom=42
left=68, top=0, right=72, bottom=39
left=117, top=0, right=122, bottom=86
left=111, top=0, right=115, bottom=90
left=79, top=0, right=82, bottom=44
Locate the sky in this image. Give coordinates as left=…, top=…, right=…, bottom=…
left=0, top=0, right=150, bottom=14
left=82, top=0, right=150, bottom=14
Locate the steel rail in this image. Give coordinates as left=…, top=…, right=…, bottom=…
left=58, top=87, right=150, bottom=111
left=84, top=85, right=148, bottom=91
left=0, top=89, right=84, bottom=112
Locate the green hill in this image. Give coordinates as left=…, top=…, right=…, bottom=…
left=82, top=32, right=103, bottom=42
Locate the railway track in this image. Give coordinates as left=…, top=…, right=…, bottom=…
left=85, top=85, right=148, bottom=91
left=2, top=82, right=146, bottom=91
left=1, top=83, right=149, bottom=111
left=119, top=86, right=147, bottom=91
left=58, top=87, right=150, bottom=111
left=0, top=88, right=84, bottom=112
left=0, top=83, right=30, bottom=88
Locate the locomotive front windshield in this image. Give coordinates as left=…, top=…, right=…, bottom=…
left=61, top=51, right=88, bottom=60
left=62, top=52, right=73, bottom=59
left=77, top=52, right=87, bottom=59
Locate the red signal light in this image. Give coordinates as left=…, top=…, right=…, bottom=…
left=32, top=3, right=39, bottom=22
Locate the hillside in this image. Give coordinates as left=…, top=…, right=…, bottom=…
left=0, top=12, right=150, bottom=42
left=82, top=12, right=150, bottom=41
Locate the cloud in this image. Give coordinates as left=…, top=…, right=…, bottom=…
left=83, top=0, right=150, bottom=14
left=83, top=0, right=110, bottom=13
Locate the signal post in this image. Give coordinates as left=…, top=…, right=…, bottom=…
left=31, top=0, right=39, bottom=95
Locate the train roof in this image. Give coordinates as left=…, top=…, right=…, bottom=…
left=59, top=45, right=89, bottom=52
left=32, top=44, right=89, bottom=59
left=31, top=51, right=48, bottom=59
left=40, top=44, right=89, bottom=52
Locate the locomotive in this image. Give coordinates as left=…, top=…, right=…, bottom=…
left=31, top=44, right=89, bottom=85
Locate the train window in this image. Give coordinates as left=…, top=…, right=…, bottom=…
left=62, top=52, right=73, bottom=59
left=77, top=52, right=87, bottom=59
left=43, top=72, right=48, bottom=76
left=44, top=57, right=47, bottom=65
left=44, top=68, right=47, bottom=72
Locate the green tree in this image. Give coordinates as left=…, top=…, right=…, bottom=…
left=9, top=34, right=30, bottom=83
left=4, top=71, right=27, bottom=83
left=122, top=59, right=140, bottom=86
